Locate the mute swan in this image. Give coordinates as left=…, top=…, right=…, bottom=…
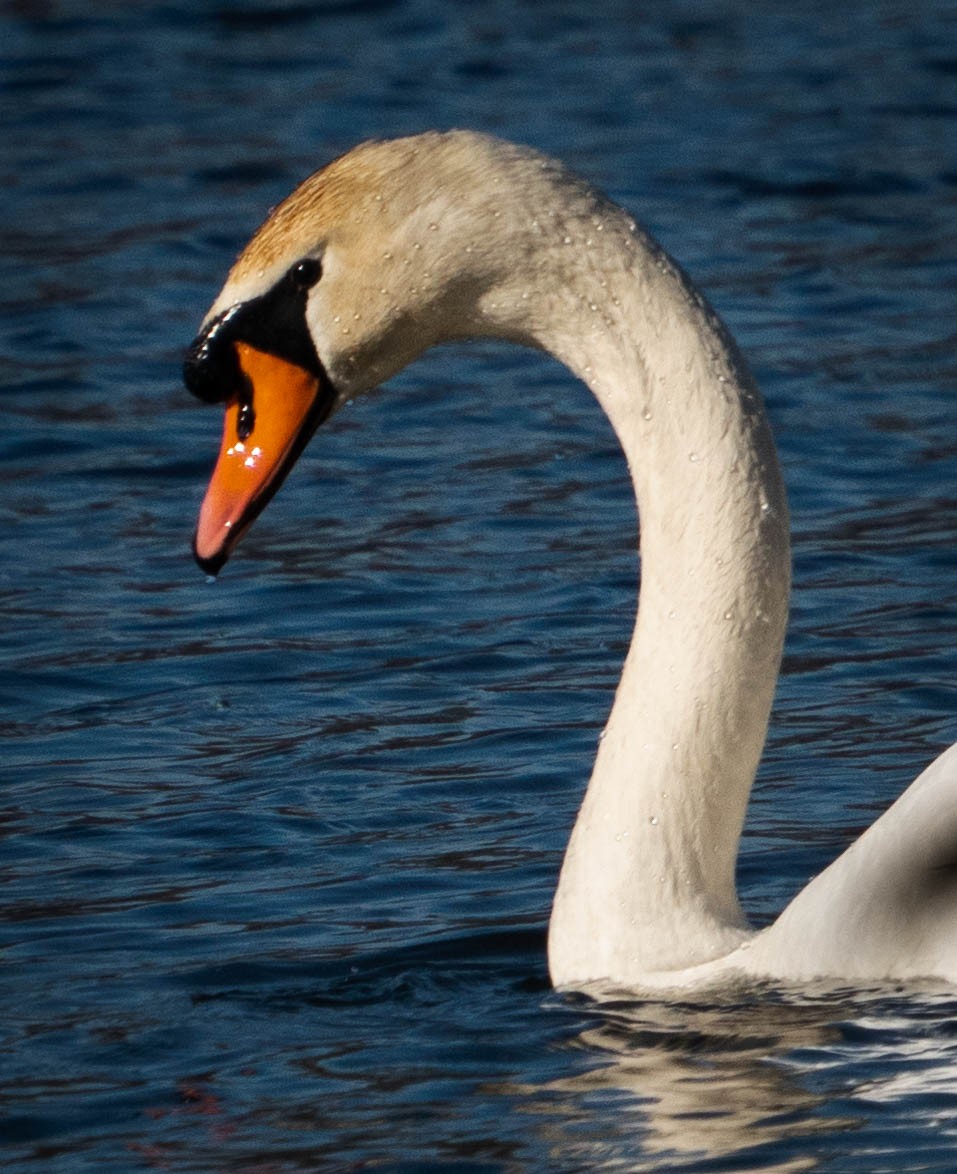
left=184, top=131, right=957, bottom=991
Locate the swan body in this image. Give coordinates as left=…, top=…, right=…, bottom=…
left=185, top=131, right=957, bottom=991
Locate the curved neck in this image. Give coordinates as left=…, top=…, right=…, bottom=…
left=481, top=202, right=790, bottom=985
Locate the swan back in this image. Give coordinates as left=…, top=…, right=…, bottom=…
left=747, top=743, right=957, bottom=981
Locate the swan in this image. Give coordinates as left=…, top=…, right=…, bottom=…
left=183, top=130, right=957, bottom=991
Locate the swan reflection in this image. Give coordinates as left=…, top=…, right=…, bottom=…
left=513, top=987, right=957, bottom=1169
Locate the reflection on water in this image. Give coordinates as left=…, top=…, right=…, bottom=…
left=524, top=988, right=957, bottom=1171
left=562, top=1003, right=846, bottom=1168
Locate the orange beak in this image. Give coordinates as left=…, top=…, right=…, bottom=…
left=193, top=341, right=330, bottom=575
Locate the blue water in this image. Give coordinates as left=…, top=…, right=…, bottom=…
left=3, top=1, right=957, bottom=1169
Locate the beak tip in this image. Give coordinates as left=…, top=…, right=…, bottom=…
left=193, top=532, right=229, bottom=578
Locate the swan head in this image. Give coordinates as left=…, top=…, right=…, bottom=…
left=185, top=131, right=553, bottom=573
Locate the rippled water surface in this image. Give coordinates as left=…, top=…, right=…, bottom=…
left=3, top=1, right=957, bottom=1169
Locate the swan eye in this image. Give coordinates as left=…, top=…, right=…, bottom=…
left=289, top=257, right=322, bottom=291
left=184, top=260, right=325, bottom=406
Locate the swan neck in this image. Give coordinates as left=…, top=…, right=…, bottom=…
left=514, top=211, right=790, bottom=985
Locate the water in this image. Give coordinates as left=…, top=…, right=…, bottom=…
left=3, top=1, right=957, bottom=1168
